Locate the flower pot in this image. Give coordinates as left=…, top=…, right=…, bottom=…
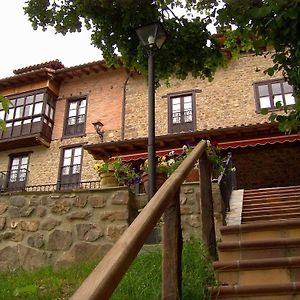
left=141, top=172, right=167, bottom=194
left=185, top=168, right=200, bottom=182
left=99, top=171, right=118, bottom=188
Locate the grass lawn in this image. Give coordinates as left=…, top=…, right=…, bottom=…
left=0, top=240, right=215, bottom=299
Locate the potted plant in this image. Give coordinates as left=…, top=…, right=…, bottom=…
left=94, top=157, right=138, bottom=188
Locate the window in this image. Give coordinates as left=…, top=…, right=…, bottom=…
left=64, top=98, right=87, bottom=137
left=7, top=153, right=30, bottom=191
left=0, top=89, right=56, bottom=140
left=59, top=146, right=83, bottom=189
left=168, top=92, right=196, bottom=133
left=254, top=79, right=295, bottom=112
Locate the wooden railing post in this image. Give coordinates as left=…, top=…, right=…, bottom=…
left=199, top=152, right=217, bottom=259
left=162, top=189, right=182, bottom=300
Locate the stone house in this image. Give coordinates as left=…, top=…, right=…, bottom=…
left=0, top=53, right=300, bottom=192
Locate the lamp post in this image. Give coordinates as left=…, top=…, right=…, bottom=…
left=136, top=22, right=167, bottom=199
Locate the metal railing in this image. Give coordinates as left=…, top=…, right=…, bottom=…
left=70, top=140, right=216, bottom=300
left=218, top=152, right=237, bottom=212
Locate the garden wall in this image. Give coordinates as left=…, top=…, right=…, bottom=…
left=0, top=183, right=224, bottom=272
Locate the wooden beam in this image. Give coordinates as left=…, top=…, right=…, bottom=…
left=162, top=190, right=182, bottom=299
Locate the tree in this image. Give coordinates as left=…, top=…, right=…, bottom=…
left=23, top=0, right=300, bottom=133
left=0, top=96, right=9, bottom=130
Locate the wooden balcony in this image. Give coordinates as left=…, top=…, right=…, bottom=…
left=0, top=114, right=53, bottom=150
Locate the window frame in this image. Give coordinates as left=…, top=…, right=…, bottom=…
left=253, top=78, right=295, bottom=113
left=167, top=90, right=197, bottom=134
left=63, top=96, right=88, bottom=138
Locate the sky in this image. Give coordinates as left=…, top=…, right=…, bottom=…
left=0, top=1, right=102, bottom=79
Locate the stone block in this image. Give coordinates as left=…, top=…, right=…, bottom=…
left=186, top=215, right=201, bottom=228
left=1, top=231, right=24, bottom=242
left=0, top=203, right=8, bottom=215
left=0, top=217, right=6, bottom=230
left=10, top=196, right=26, bottom=207
left=106, top=224, right=128, bottom=242
left=28, top=233, right=45, bottom=249
left=51, top=199, right=72, bottom=214
left=89, top=196, right=106, bottom=208
left=40, top=218, right=61, bottom=231
left=100, top=210, right=128, bottom=222
left=55, top=242, right=112, bottom=268
left=20, top=206, right=35, bottom=217
left=29, top=197, right=40, bottom=206
left=48, top=229, right=72, bottom=251
left=36, top=206, right=47, bottom=217
left=20, top=220, right=40, bottom=232
left=76, top=224, right=104, bottom=242
left=180, top=206, right=193, bottom=215
left=73, top=196, right=88, bottom=208
left=8, top=207, right=20, bottom=218
left=110, top=191, right=129, bottom=205
left=66, top=211, right=91, bottom=220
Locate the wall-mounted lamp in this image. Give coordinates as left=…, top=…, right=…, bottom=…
left=92, top=121, right=104, bottom=142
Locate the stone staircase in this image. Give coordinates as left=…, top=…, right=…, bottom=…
left=210, top=185, right=300, bottom=299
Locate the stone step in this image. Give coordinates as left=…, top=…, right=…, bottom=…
left=243, top=199, right=300, bottom=210
left=243, top=194, right=300, bottom=204
left=209, top=282, right=300, bottom=299
left=218, top=237, right=300, bottom=261
left=220, top=219, right=300, bottom=242
left=213, top=256, right=300, bottom=286
left=244, top=185, right=300, bottom=197
left=242, top=205, right=300, bottom=217
left=242, top=212, right=300, bottom=223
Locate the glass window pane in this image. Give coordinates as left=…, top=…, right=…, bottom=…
left=35, top=93, right=44, bottom=102
left=0, top=110, right=4, bottom=119
left=78, top=115, right=85, bottom=124
left=23, top=119, right=31, bottom=124
left=271, top=83, right=282, bottom=95
left=14, top=121, right=21, bottom=126
left=283, top=82, right=293, bottom=93
left=45, top=104, right=50, bottom=116
left=69, top=102, right=77, bottom=110
left=260, top=96, right=271, bottom=108
left=64, top=149, right=72, bottom=158
left=258, top=85, right=269, bottom=97
left=33, top=117, right=41, bottom=122
left=24, top=104, right=33, bottom=117
left=6, top=108, right=14, bottom=120
left=79, top=99, right=86, bottom=107
left=63, top=157, right=71, bottom=166
left=50, top=107, right=54, bottom=119
left=12, top=158, right=20, bottom=166
left=21, top=157, right=28, bottom=165
left=72, top=165, right=80, bottom=174
left=26, top=95, right=34, bottom=104
left=74, top=147, right=82, bottom=156
left=62, top=166, right=70, bottom=175
left=68, top=117, right=76, bottom=125
left=285, top=93, right=295, bottom=105
left=68, top=109, right=76, bottom=117
left=79, top=107, right=85, bottom=115
left=9, top=99, right=16, bottom=107
left=172, top=97, right=180, bottom=105
left=34, top=102, right=43, bottom=114
left=15, top=107, right=23, bottom=118
left=17, top=97, right=25, bottom=106
left=274, top=95, right=283, bottom=106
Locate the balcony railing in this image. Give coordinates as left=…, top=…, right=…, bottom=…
left=170, top=110, right=194, bottom=133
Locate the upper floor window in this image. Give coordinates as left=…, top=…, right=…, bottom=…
left=254, top=79, right=295, bottom=112
left=0, top=89, right=56, bottom=140
left=64, top=98, right=87, bottom=137
left=168, top=92, right=196, bottom=133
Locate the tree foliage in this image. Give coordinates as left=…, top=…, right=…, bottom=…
left=23, top=0, right=224, bottom=84
left=0, top=96, right=9, bottom=130
left=23, top=0, right=300, bottom=133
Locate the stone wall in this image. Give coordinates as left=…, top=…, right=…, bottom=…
left=124, top=53, right=276, bottom=139
left=0, top=187, right=135, bottom=271
left=0, top=183, right=225, bottom=271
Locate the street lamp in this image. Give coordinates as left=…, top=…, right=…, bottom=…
left=136, top=22, right=167, bottom=199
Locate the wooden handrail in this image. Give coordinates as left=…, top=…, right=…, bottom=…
left=71, top=140, right=210, bottom=300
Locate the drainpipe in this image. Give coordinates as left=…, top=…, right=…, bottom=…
left=121, top=71, right=132, bottom=141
